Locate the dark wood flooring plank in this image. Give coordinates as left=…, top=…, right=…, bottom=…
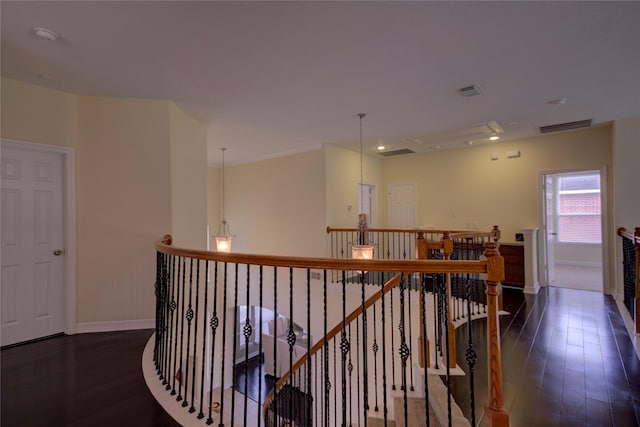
left=1, top=330, right=180, bottom=427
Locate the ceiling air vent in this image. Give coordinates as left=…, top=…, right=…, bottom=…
left=457, top=84, right=483, bottom=97
left=378, top=148, right=415, bottom=157
left=538, top=119, right=593, bottom=134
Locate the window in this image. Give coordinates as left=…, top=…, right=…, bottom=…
left=557, top=173, right=601, bottom=243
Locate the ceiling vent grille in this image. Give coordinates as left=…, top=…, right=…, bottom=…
left=538, top=119, right=593, bottom=134
left=378, top=148, right=415, bottom=157
left=457, top=84, right=483, bottom=97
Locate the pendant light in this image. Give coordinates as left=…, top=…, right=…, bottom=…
left=215, top=147, right=233, bottom=252
left=352, top=113, right=375, bottom=261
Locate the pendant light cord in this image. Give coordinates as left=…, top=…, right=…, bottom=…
left=358, top=113, right=366, bottom=186
left=221, top=147, right=226, bottom=224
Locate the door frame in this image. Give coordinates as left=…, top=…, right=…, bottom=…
left=538, top=166, right=610, bottom=294
left=1, top=138, right=77, bottom=335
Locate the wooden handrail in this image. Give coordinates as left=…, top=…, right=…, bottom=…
left=262, top=273, right=405, bottom=415
left=326, top=226, right=471, bottom=234
left=156, top=240, right=488, bottom=274
left=618, top=227, right=640, bottom=244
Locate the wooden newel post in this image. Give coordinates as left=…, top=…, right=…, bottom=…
left=416, top=231, right=430, bottom=368
left=442, top=231, right=456, bottom=368
left=483, top=239, right=509, bottom=427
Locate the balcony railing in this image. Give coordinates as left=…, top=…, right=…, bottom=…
left=149, top=229, right=510, bottom=427
left=617, top=227, right=640, bottom=333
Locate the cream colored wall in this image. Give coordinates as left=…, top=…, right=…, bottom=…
left=324, top=144, right=383, bottom=228
left=381, top=126, right=613, bottom=243
left=1, top=80, right=210, bottom=325
left=169, top=102, right=207, bottom=250
left=613, top=116, right=640, bottom=299
left=76, top=96, right=173, bottom=322
left=221, top=149, right=327, bottom=257
left=207, top=167, right=221, bottom=251
left=1, top=78, right=78, bottom=148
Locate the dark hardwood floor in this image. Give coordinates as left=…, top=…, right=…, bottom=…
left=1, top=329, right=179, bottom=427
left=453, top=286, right=640, bottom=427
left=2, top=287, right=639, bottom=427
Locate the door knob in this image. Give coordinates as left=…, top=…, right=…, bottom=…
left=53, top=249, right=63, bottom=256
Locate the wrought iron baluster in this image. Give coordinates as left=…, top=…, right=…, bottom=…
left=198, top=260, right=209, bottom=420
left=206, top=262, right=219, bottom=425
left=182, top=258, right=194, bottom=408
left=421, top=274, right=431, bottom=427
left=340, top=270, right=349, bottom=427
left=407, top=274, right=414, bottom=392
left=306, top=269, right=312, bottom=427
left=333, top=339, right=337, bottom=427
left=432, top=276, right=439, bottom=370
left=380, top=277, right=389, bottom=426
left=172, top=256, right=182, bottom=397
left=390, top=287, right=397, bottom=390
left=398, top=274, right=410, bottom=427
left=356, top=317, right=360, bottom=427
left=348, top=322, right=353, bottom=427
left=273, top=267, right=279, bottom=426
left=360, top=269, right=369, bottom=423
left=443, top=273, right=453, bottom=427
left=189, top=259, right=201, bottom=413
left=287, top=268, right=295, bottom=425
left=243, top=265, right=252, bottom=427
left=230, top=264, right=240, bottom=427
left=323, top=266, right=329, bottom=427
left=258, top=266, right=263, bottom=427
left=372, top=302, right=379, bottom=412
left=466, top=278, right=478, bottom=427
left=217, top=262, right=229, bottom=427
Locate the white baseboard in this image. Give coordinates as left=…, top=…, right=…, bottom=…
left=555, top=260, right=601, bottom=268
left=76, top=318, right=155, bottom=333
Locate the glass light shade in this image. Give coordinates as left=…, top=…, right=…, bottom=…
left=215, top=236, right=233, bottom=253
left=352, top=244, right=374, bottom=260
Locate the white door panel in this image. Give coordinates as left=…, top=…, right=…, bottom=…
left=388, top=184, right=416, bottom=228
left=1, top=146, right=65, bottom=346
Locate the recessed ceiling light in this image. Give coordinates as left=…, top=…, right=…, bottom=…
left=377, top=145, right=385, bottom=151
left=507, top=121, right=519, bottom=126
left=489, top=135, right=500, bottom=141
left=34, top=27, right=58, bottom=41
left=466, top=140, right=474, bottom=145
left=547, top=98, right=568, bottom=105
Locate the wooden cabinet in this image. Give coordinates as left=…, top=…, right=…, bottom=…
left=500, top=244, right=525, bottom=287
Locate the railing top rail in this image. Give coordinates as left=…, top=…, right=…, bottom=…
left=618, top=227, right=640, bottom=244
left=156, top=238, right=490, bottom=274
left=326, top=226, right=471, bottom=234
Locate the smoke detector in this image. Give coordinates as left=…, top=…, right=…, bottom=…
left=34, top=27, right=58, bottom=41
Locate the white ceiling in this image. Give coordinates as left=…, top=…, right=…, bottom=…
left=2, top=1, right=640, bottom=166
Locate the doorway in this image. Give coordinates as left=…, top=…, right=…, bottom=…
left=1, top=140, right=76, bottom=346
left=540, top=170, right=604, bottom=292
left=388, top=183, right=416, bottom=228
left=358, top=183, right=376, bottom=226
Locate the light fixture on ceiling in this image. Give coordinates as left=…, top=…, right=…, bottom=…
left=377, top=145, right=385, bottom=151
left=352, top=113, right=374, bottom=261
left=489, top=135, right=500, bottom=141
left=215, top=147, right=233, bottom=252
left=34, top=27, right=58, bottom=41
left=466, top=140, right=474, bottom=146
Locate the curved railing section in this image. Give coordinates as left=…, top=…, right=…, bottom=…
left=151, top=231, right=509, bottom=427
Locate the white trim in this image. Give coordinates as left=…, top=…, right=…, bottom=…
left=77, top=318, right=155, bottom=333
left=0, top=138, right=78, bottom=336
left=555, top=260, right=602, bottom=268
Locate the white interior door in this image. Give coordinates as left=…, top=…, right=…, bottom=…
left=1, top=145, right=65, bottom=346
left=388, top=184, right=416, bottom=228
left=358, top=183, right=376, bottom=226
left=542, top=175, right=556, bottom=286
